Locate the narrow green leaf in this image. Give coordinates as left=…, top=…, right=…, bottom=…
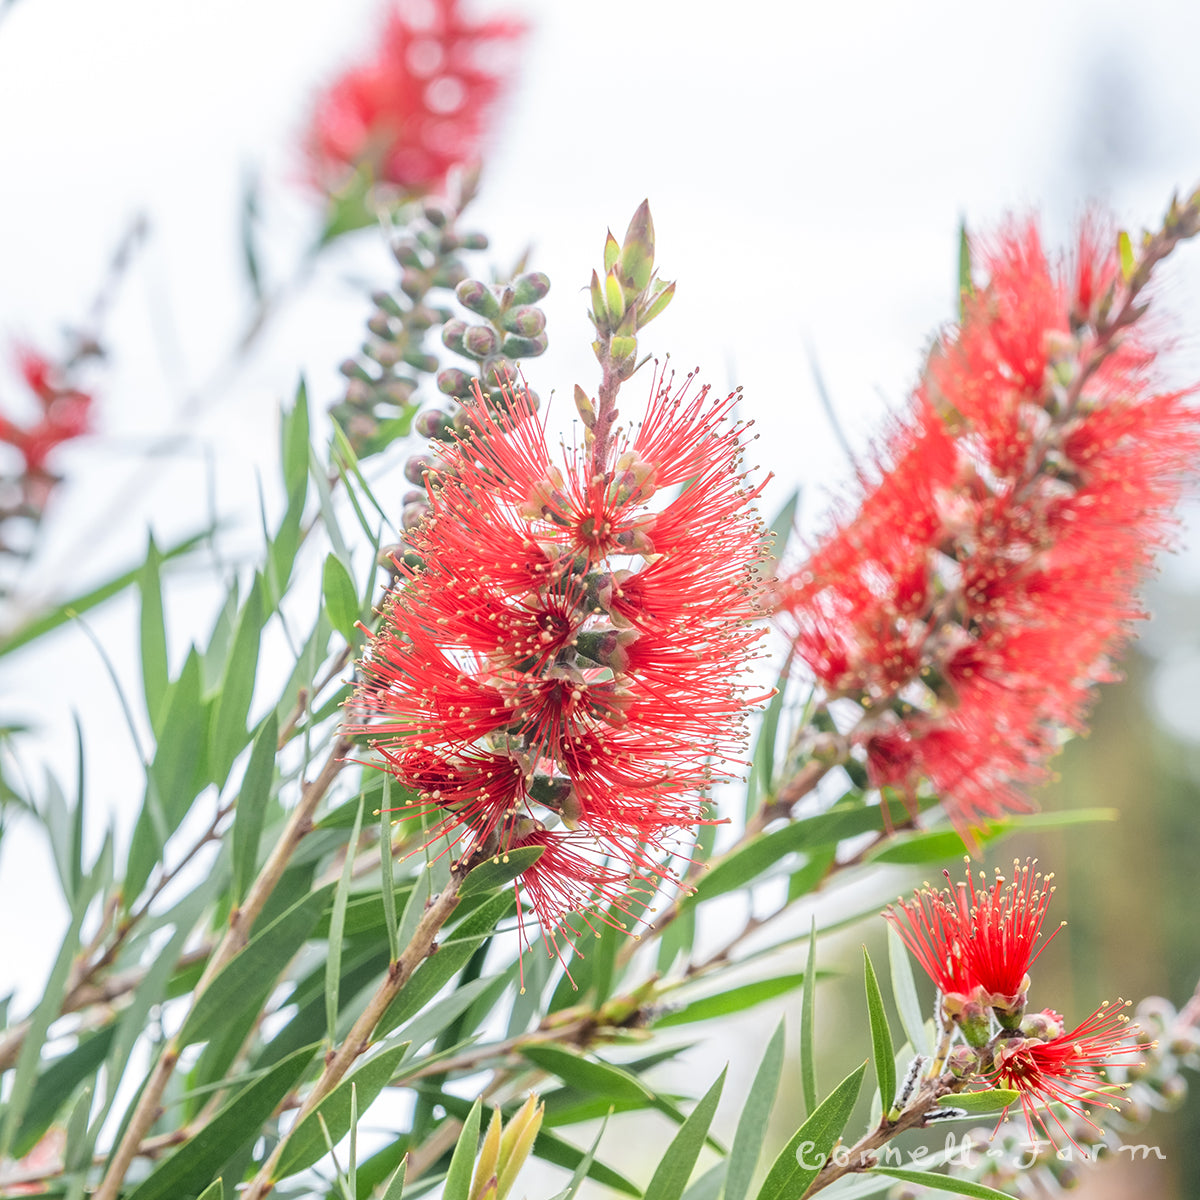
left=209, top=574, right=265, bottom=788
left=868, top=1167, right=1018, bottom=1199
left=887, top=924, right=930, bottom=1058
left=327, top=796, right=366, bottom=1042
left=747, top=650, right=792, bottom=816
left=800, top=919, right=818, bottom=1117
left=310, top=443, right=350, bottom=566
left=62, top=1084, right=93, bottom=1173
left=348, top=1083, right=358, bottom=1198
left=520, top=1046, right=653, bottom=1104
left=10, top=1027, right=115, bottom=1157
left=755, top=1063, right=867, bottom=1200
left=124, top=1046, right=315, bottom=1200
left=0, top=868, right=96, bottom=1158
left=196, top=1181, right=225, bottom=1200
left=231, top=712, right=277, bottom=902
left=945, top=1088, right=1020, bottom=1114
left=395, top=973, right=508, bottom=1056
left=283, top=380, right=311, bottom=501
left=532, top=1126, right=642, bottom=1197
left=544, top=1115, right=608, bottom=1200
left=275, top=1042, right=409, bottom=1178
left=682, top=1163, right=726, bottom=1200
left=330, top=420, right=390, bottom=525
left=725, top=1020, right=785, bottom=1200
left=867, top=829, right=970, bottom=865
left=380, top=779, right=400, bottom=964
left=323, top=553, right=360, bottom=643
left=178, top=886, right=331, bottom=1048
left=381, top=1158, right=407, bottom=1200
left=644, top=1068, right=725, bottom=1200
left=138, top=535, right=169, bottom=730
left=443, top=1097, right=483, bottom=1200
left=654, top=974, right=809, bottom=1028
left=862, top=948, right=896, bottom=1115
left=459, top=844, right=544, bottom=897
left=957, top=219, right=974, bottom=320
left=0, top=529, right=210, bottom=659
left=691, top=798, right=923, bottom=905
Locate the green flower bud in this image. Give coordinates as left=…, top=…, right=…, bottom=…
left=512, top=271, right=550, bottom=304
left=457, top=279, right=503, bottom=320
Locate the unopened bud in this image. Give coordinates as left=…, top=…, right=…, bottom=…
left=438, top=367, right=475, bottom=398
left=404, top=454, right=438, bottom=486
left=391, top=238, right=425, bottom=268
left=574, top=385, right=597, bottom=429
left=463, top=325, right=501, bottom=359
left=946, top=1046, right=979, bottom=1078
left=366, top=313, right=393, bottom=339
left=402, top=349, right=440, bottom=373
left=1019, top=1008, right=1063, bottom=1041
left=501, top=305, right=546, bottom=337
left=501, top=333, right=548, bottom=358
left=457, top=279, right=502, bottom=321
left=442, top=319, right=469, bottom=354
left=495, top=1094, right=544, bottom=1200
left=402, top=500, right=431, bottom=529
left=339, top=358, right=374, bottom=383
left=415, top=409, right=454, bottom=439
left=421, top=198, right=449, bottom=227
left=460, top=231, right=489, bottom=251
left=512, top=271, right=550, bottom=304
left=400, top=268, right=426, bottom=299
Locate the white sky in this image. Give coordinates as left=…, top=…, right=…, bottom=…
left=1, top=0, right=1199, bottom=1185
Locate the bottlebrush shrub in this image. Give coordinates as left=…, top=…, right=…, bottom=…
left=348, top=369, right=770, bottom=958
left=305, top=0, right=525, bottom=195
left=774, top=216, right=1200, bottom=839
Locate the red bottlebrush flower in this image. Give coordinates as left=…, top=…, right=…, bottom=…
left=989, top=1000, right=1140, bottom=1145
left=885, top=859, right=1061, bottom=1024
left=774, top=217, right=1200, bottom=839
left=350, top=369, right=768, bottom=952
left=1, top=346, right=93, bottom=477
left=305, top=0, right=525, bottom=195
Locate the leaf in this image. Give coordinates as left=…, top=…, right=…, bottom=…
left=395, top=974, right=508, bottom=1057
left=643, top=1068, right=725, bottom=1200
left=755, top=1062, right=867, bottom=1200
left=327, top=795, right=366, bottom=1042
left=380, top=781, right=400, bottom=963
left=0, top=528, right=210, bottom=659
left=209, top=574, right=265, bottom=788
left=867, top=1167, right=1018, bottom=1199
left=747, top=650, right=792, bottom=816
left=10, top=1026, right=115, bottom=1157
left=231, top=712, right=277, bottom=902
left=275, top=1042, right=410, bottom=1178
left=544, top=1116, right=608, bottom=1200
left=532, top=1126, right=642, bottom=1197
left=323, top=553, right=360, bottom=643
left=863, top=948, right=896, bottom=1115
left=443, top=1098, right=483, bottom=1200
left=124, top=1046, right=315, bottom=1200
left=725, top=1020, right=785, bottom=1200
left=138, top=534, right=169, bottom=730
left=801, top=919, right=818, bottom=1117
left=0, top=860, right=99, bottom=1159
left=178, top=886, right=331, bottom=1048
left=691, top=798, right=921, bottom=905
left=682, top=1163, right=725, bottom=1200
left=381, top=1158, right=407, bottom=1200
left=521, top=1046, right=654, bottom=1104
left=654, top=974, right=809, bottom=1028
left=459, top=844, right=544, bottom=897
left=944, top=1088, right=1020, bottom=1114
left=957, top=219, right=974, bottom=320
left=887, top=924, right=930, bottom=1058
left=197, top=1181, right=225, bottom=1200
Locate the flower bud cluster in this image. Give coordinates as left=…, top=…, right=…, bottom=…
left=349, top=367, right=770, bottom=955
left=885, top=860, right=1140, bottom=1144
left=334, top=178, right=488, bottom=459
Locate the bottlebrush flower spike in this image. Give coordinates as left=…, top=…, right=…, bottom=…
left=305, top=0, right=525, bottom=195
left=349, top=368, right=769, bottom=955
left=775, top=215, right=1200, bottom=840
left=885, top=858, right=1061, bottom=1028
left=989, top=1000, right=1140, bottom=1145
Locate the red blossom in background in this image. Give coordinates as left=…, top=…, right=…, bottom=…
left=349, top=370, right=768, bottom=953
left=0, top=345, right=93, bottom=513
left=306, top=0, right=525, bottom=195
left=775, top=218, right=1200, bottom=839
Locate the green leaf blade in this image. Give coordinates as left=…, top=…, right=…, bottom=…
left=863, top=948, right=896, bottom=1116
left=643, top=1067, right=725, bottom=1200
left=724, top=1020, right=785, bottom=1200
